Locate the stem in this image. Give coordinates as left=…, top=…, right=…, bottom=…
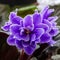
left=19, top=50, right=30, bottom=60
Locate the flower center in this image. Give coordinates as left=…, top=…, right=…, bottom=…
left=24, top=29, right=30, bottom=34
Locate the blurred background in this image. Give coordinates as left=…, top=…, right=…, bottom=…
left=0, top=0, right=60, bottom=60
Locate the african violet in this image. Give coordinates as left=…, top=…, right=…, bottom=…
left=2, top=6, right=59, bottom=55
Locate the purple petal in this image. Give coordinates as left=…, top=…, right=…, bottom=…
left=40, top=33, right=51, bottom=43
left=34, top=28, right=44, bottom=39
left=22, top=41, right=30, bottom=47
left=30, top=34, right=36, bottom=41
left=48, top=16, right=58, bottom=22
left=48, top=40, right=56, bottom=46
left=51, top=22, right=57, bottom=27
left=20, top=20, right=23, bottom=27
left=15, top=33, right=30, bottom=42
left=7, top=35, right=15, bottom=46
left=23, top=15, right=33, bottom=26
left=26, top=24, right=34, bottom=31
left=14, top=33, right=21, bottom=40
left=9, top=12, right=16, bottom=20
left=2, top=22, right=11, bottom=31
left=35, top=23, right=49, bottom=32
left=23, top=15, right=34, bottom=31
left=49, top=28, right=59, bottom=36
left=35, top=39, right=40, bottom=43
left=45, top=9, right=54, bottom=18
left=23, top=15, right=33, bottom=27
left=15, top=40, right=23, bottom=49
left=21, top=35, right=29, bottom=42
left=33, top=12, right=42, bottom=26
left=24, top=42, right=36, bottom=55
left=10, top=24, right=20, bottom=35
left=43, top=19, right=52, bottom=29
left=41, top=6, right=49, bottom=19
left=11, top=16, right=23, bottom=24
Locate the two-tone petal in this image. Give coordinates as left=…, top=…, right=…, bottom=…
left=1, top=22, right=11, bottom=31
left=10, top=24, right=20, bottom=35
left=33, top=12, right=42, bottom=26
left=34, top=28, right=44, bottom=39
left=15, top=40, right=23, bottom=49
left=49, top=28, right=59, bottom=36
left=23, top=15, right=34, bottom=31
left=40, top=33, right=51, bottom=43
left=7, top=35, right=16, bottom=46
left=35, top=23, right=49, bottom=32
left=24, top=41, right=36, bottom=55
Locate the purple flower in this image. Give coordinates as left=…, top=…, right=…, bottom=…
left=2, top=6, right=59, bottom=55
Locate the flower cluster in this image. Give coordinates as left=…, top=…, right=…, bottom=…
left=2, top=6, right=59, bottom=55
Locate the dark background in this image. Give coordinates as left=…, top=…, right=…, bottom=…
left=0, top=0, right=36, bottom=6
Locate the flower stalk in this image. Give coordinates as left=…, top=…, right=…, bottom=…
left=19, top=50, right=31, bottom=60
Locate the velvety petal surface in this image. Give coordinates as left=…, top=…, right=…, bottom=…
left=30, top=34, right=36, bottom=41
left=1, top=22, right=11, bottom=31
left=22, top=41, right=30, bottom=47
left=11, top=16, right=23, bottom=24
left=20, top=35, right=29, bottom=41
left=10, top=24, right=20, bottom=35
left=15, top=32, right=29, bottom=42
left=43, top=19, right=52, bottom=29
left=45, top=9, right=54, bottom=18
left=49, top=28, right=59, bottom=36
left=15, top=40, right=23, bottom=49
left=24, top=42, right=36, bottom=55
left=23, top=15, right=34, bottom=31
left=9, top=12, right=16, bottom=20
left=40, top=33, right=51, bottom=43
left=34, top=28, right=44, bottom=39
left=41, top=6, right=49, bottom=19
left=33, top=12, right=42, bottom=26
left=7, top=35, right=15, bottom=46
left=48, top=16, right=58, bottom=22
left=35, top=23, right=49, bottom=32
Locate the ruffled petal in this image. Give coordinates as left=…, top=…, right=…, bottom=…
left=24, top=42, right=36, bottom=55
left=41, top=6, right=49, bottom=19
left=51, top=22, right=57, bottom=27
left=22, top=41, right=30, bottom=47
left=49, top=28, right=59, bottom=36
left=11, top=16, right=23, bottom=24
left=34, top=28, right=44, bottom=39
left=23, top=15, right=33, bottom=26
left=7, top=35, right=15, bottom=46
left=10, top=25, right=29, bottom=41
left=9, top=12, right=23, bottom=24
left=15, top=40, right=23, bottom=49
left=1, top=22, right=11, bottom=31
left=45, top=9, right=54, bottom=18
left=26, top=24, right=34, bottom=31
left=48, top=16, right=58, bottom=22
left=23, top=15, right=34, bottom=31
left=9, top=12, right=16, bottom=20
left=30, top=34, right=36, bottom=42
left=33, top=12, right=42, bottom=26
left=10, top=24, right=20, bottom=35
left=35, top=38, right=40, bottom=43
left=21, top=35, right=29, bottom=42
left=35, top=23, right=49, bottom=32
left=43, top=19, right=52, bottom=29
left=40, top=33, right=51, bottom=43
left=15, top=33, right=29, bottom=42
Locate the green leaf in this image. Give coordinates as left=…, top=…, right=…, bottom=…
left=17, top=5, right=37, bottom=17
